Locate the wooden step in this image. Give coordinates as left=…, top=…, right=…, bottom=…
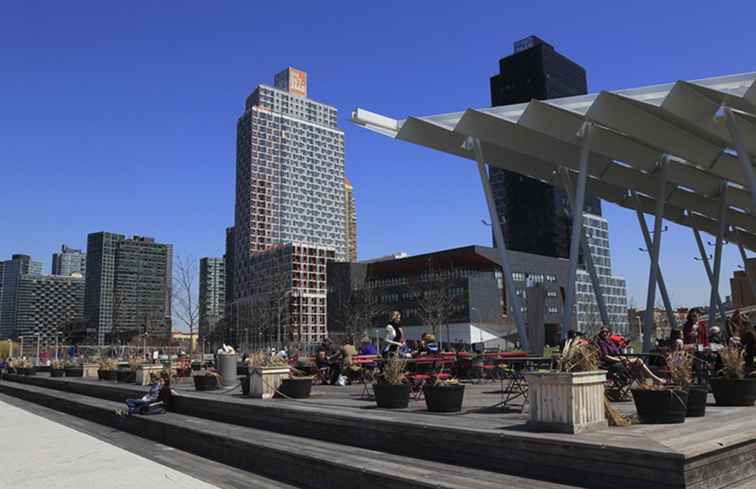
left=0, top=380, right=583, bottom=489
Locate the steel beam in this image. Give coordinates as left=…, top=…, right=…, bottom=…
left=723, top=107, right=756, bottom=212
left=710, top=182, right=728, bottom=329
left=469, top=137, right=529, bottom=350
left=688, top=211, right=727, bottom=320
left=633, top=193, right=677, bottom=333
left=640, top=158, right=669, bottom=352
left=559, top=167, right=611, bottom=330
left=561, top=122, right=594, bottom=340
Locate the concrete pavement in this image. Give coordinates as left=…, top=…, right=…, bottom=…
left=0, top=398, right=222, bottom=489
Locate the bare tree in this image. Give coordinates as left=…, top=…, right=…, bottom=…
left=172, top=255, right=200, bottom=355
left=416, top=266, right=459, bottom=345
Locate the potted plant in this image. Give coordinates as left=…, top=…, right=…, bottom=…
left=667, top=350, right=706, bottom=417
left=423, top=376, right=465, bottom=412
left=12, top=358, right=36, bottom=376
left=525, top=342, right=608, bottom=433
left=245, top=352, right=290, bottom=399
left=64, top=361, right=83, bottom=377
left=50, top=359, right=65, bottom=377
left=193, top=368, right=221, bottom=391
left=709, top=346, right=756, bottom=406
left=277, top=367, right=315, bottom=399
left=97, top=358, right=119, bottom=381
left=373, top=356, right=410, bottom=409
left=116, top=358, right=139, bottom=383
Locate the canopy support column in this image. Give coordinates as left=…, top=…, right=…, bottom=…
left=733, top=227, right=756, bottom=302
left=632, top=192, right=677, bottom=334
left=561, top=122, right=593, bottom=340
left=558, top=166, right=610, bottom=330
left=710, top=182, right=728, bottom=329
left=469, top=137, right=529, bottom=350
left=688, top=211, right=726, bottom=322
left=640, top=158, right=669, bottom=352
left=723, top=107, right=756, bottom=212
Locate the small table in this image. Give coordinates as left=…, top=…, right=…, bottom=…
left=490, top=356, right=552, bottom=411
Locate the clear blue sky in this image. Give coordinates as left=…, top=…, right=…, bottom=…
left=2, top=1, right=755, bottom=309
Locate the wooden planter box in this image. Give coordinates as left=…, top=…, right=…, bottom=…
left=249, top=367, right=290, bottom=399
left=81, top=363, right=99, bottom=379
left=136, top=365, right=164, bottom=386
left=525, top=371, right=607, bottom=434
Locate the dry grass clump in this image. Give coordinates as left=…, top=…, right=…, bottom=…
left=558, top=343, right=599, bottom=372
left=246, top=351, right=287, bottom=368
left=10, top=358, right=32, bottom=369
left=719, top=346, right=745, bottom=380
left=98, top=357, right=119, bottom=370
left=666, top=350, right=693, bottom=389
left=380, top=355, right=406, bottom=385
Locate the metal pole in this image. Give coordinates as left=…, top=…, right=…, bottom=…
left=559, top=167, right=611, bottom=329
left=35, top=334, right=41, bottom=366
left=710, top=182, right=728, bottom=329
left=723, top=107, right=756, bottom=212
left=641, top=158, right=669, bottom=352
left=634, top=200, right=677, bottom=331
left=561, top=122, right=594, bottom=340
left=689, top=211, right=726, bottom=317
left=468, top=137, right=529, bottom=350
left=55, top=333, right=59, bottom=361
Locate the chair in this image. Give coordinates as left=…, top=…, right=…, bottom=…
left=603, top=362, right=638, bottom=401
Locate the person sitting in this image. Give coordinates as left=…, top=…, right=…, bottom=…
left=596, top=327, right=665, bottom=384
left=340, top=338, right=360, bottom=382
left=316, top=338, right=340, bottom=385
left=116, top=374, right=167, bottom=416
left=416, top=333, right=439, bottom=356
left=358, top=336, right=378, bottom=369
left=682, top=309, right=701, bottom=344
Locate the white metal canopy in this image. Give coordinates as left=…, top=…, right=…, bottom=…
left=353, top=72, right=756, bottom=250
left=353, top=72, right=756, bottom=351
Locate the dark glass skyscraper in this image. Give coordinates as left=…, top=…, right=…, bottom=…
left=489, top=36, right=601, bottom=259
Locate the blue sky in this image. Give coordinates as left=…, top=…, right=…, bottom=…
left=2, top=1, right=755, bottom=308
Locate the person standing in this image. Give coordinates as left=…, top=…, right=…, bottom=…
left=383, top=310, right=404, bottom=358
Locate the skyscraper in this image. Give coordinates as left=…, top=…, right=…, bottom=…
left=199, top=257, right=225, bottom=339
left=52, top=244, right=86, bottom=276
left=0, top=254, right=43, bottom=338
left=85, top=232, right=173, bottom=344
left=224, top=226, right=235, bottom=305
left=15, top=274, right=85, bottom=343
left=233, top=67, right=345, bottom=266
left=574, top=215, right=629, bottom=335
left=489, top=36, right=601, bottom=258
left=344, top=176, right=357, bottom=262
left=231, top=68, right=346, bottom=344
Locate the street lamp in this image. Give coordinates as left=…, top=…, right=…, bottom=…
left=18, top=336, right=24, bottom=359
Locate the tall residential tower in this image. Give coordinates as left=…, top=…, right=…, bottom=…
left=85, top=233, right=173, bottom=344
left=231, top=68, right=345, bottom=344
left=199, top=257, right=225, bottom=339
left=52, top=245, right=86, bottom=276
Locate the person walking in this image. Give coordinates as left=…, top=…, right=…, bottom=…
left=383, top=310, right=404, bottom=359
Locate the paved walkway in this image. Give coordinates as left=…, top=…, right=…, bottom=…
left=0, top=399, right=221, bottom=489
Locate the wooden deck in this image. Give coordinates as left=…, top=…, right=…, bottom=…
left=2, top=373, right=755, bottom=489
